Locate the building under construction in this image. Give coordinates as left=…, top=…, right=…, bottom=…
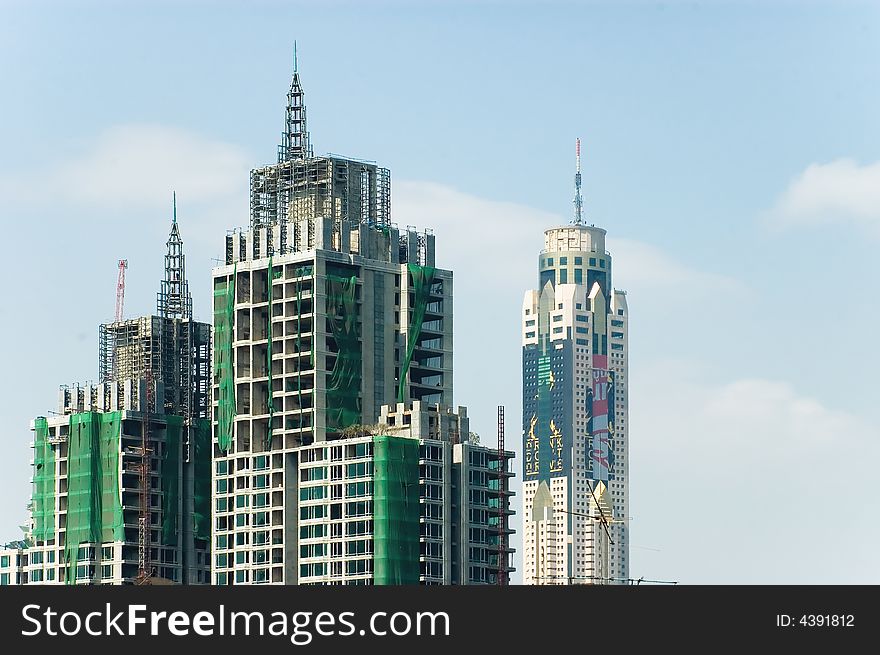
left=211, top=56, right=514, bottom=584
left=19, top=206, right=212, bottom=585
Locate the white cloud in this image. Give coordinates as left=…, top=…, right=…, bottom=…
left=394, top=180, right=740, bottom=297
left=611, top=238, right=743, bottom=295
left=630, top=358, right=880, bottom=583
left=0, top=124, right=252, bottom=236
left=55, top=125, right=248, bottom=208
left=55, top=124, right=251, bottom=209
left=770, top=158, right=880, bottom=229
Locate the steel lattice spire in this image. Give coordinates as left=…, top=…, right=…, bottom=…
left=157, top=191, right=192, bottom=319
left=278, top=41, right=313, bottom=162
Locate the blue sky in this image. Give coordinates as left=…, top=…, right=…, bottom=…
left=1, top=0, right=879, bottom=583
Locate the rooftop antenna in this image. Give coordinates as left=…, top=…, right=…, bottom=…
left=573, top=138, right=584, bottom=225
left=293, top=40, right=297, bottom=73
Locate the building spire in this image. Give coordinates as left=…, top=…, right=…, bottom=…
left=278, top=42, right=312, bottom=162
left=573, top=138, right=584, bottom=225
left=157, top=192, right=192, bottom=319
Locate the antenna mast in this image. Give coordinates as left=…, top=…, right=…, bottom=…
left=573, top=138, right=584, bottom=225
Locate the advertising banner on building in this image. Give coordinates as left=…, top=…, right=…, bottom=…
left=586, top=354, right=615, bottom=481
left=523, top=343, right=573, bottom=482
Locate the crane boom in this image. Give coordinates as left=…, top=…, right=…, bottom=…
left=115, top=260, right=128, bottom=322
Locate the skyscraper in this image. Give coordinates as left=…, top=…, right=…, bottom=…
left=522, top=143, right=629, bottom=585
left=210, top=58, right=513, bottom=585
left=16, top=206, right=212, bottom=585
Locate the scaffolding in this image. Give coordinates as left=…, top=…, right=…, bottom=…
left=247, top=60, right=391, bottom=255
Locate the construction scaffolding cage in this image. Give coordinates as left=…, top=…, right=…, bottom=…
left=97, top=317, right=210, bottom=420
left=249, top=155, right=391, bottom=244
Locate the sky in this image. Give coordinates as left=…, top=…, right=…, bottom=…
left=1, top=0, right=879, bottom=584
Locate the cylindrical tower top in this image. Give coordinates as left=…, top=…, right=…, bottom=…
left=542, top=224, right=607, bottom=255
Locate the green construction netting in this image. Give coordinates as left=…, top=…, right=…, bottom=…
left=214, top=265, right=236, bottom=452
left=65, top=411, right=123, bottom=584
left=326, top=268, right=361, bottom=430
left=192, top=418, right=212, bottom=540
left=32, top=416, right=56, bottom=542
left=397, top=263, right=437, bottom=403
left=373, top=435, right=420, bottom=585
left=161, top=415, right=183, bottom=547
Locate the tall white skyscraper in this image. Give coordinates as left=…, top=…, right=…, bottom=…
left=521, top=145, right=629, bottom=585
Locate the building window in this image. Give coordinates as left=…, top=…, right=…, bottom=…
left=559, top=257, right=568, bottom=265
left=574, top=257, right=583, bottom=265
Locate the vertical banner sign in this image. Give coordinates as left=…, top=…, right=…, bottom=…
left=587, top=355, right=615, bottom=481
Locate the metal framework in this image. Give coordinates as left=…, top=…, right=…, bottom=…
left=157, top=193, right=193, bottom=319
left=115, top=260, right=128, bottom=322
left=245, top=53, right=391, bottom=262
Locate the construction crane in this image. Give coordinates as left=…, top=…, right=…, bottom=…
left=115, top=260, right=128, bottom=322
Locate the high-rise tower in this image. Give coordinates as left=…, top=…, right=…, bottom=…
left=210, top=57, right=512, bottom=586
left=19, top=204, right=212, bottom=585
left=522, top=142, right=629, bottom=585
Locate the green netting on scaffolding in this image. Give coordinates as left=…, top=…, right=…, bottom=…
left=192, top=418, right=212, bottom=540
left=373, top=435, right=420, bottom=585
left=397, top=263, right=437, bottom=403
left=214, top=265, right=236, bottom=452
left=161, top=415, right=182, bottom=547
left=65, top=411, right=123, bottom=584
left=32, top=416, right=56, bottom=542
left=326, top=266, right=361, bottom=430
